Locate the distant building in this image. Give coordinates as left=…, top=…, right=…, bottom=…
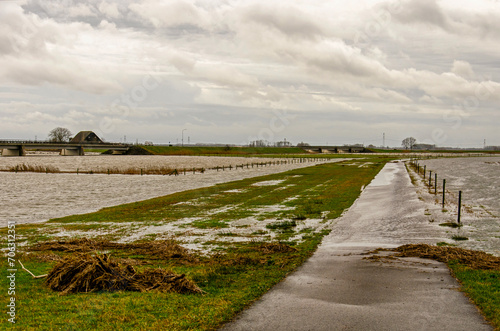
left=70, top=131, right=103, bottom=143
left=276, top=140, right=292, bottom=147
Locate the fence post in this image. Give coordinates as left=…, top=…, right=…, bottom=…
left=457, top=191, right=462, bottom=224
left=423, top=165, right=426, bottom=178
left=434, top=173, right=437, bottom=194
left=442, top=179, right=446, bottom=208
left=429, top=171, right=432, bottom=186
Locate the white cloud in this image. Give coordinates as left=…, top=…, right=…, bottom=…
left=451, top=60, right=475, bottom=80
left=128, top=0, right=209, bottom=29
left=98, top=1, right=121, bottom=19
left=0, top=0, right=498, bottom=146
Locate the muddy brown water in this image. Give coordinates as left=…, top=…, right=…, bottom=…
left=0, top=155, right=335, bottom=226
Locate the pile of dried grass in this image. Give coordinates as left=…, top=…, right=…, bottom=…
left=46, top=253, right=204, bottom=295
left=32, top=238, right=101, bottom=252
left=257, top=242, right=297, bottom=254
left=393, top=244, right=500, bottom=270
left=31, top=238, right=197, bottom=263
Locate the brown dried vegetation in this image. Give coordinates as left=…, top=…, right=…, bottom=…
left=45, top=253, right=203, bottom=295
left=392, top=244, right=500, bottom=270
left=30, top=238, right=198, bottom=263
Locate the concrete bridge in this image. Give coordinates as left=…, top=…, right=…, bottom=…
left=0, top=140, right=130, bottom=156
left=301, top=146, right=367, bottom=153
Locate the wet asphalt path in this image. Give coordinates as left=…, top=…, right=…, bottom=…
left=221, top=161, right=491, bottom=331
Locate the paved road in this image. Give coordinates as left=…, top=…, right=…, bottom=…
left=222, top=161, right=492, bottom=331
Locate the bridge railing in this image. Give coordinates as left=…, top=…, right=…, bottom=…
left=0, top=140, right=131, bottom=146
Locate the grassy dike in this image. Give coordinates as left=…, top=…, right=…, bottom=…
left=141, top=145, right=307, bottom=155
left=1, top=157, right=392, bottom=330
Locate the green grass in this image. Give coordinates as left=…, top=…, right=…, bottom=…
left=141, top=145, right=306, bottom=155
left=452, top=235, right=469, bottom=241
left=368, top=148, right=500, bottom=154
left=266, top=220, right=297, bottom=231
left=135, top=145, right=375, bottom=158
left=0, top=157, right=395, bottom=330
left=449, top=263, right=500, bottom=330
left=436, top=242, right=456, bottom=247
left=192, top=219, right=230, bottom=229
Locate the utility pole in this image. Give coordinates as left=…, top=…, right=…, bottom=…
left=182, top=129, right=186, bottom=147
left=484, top=139, right=486, bottom=149
left=383, top=132, right=385, bottom=147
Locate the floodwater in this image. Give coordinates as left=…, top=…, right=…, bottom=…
left=418, top=157, right=500, bottom=217
left=0, top=155, right=332, bottom=226
left=0, top=154, right=300, bottom=172
left=418, top=156, right=500, bottom=254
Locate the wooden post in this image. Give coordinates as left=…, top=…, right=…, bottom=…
left=458, top=191, right=462, bottom=224
left=442, top=179, right=446, bottom=208
left=434, top=173, right=437, bottom=194
left=429, top=171, right=432, bottom=186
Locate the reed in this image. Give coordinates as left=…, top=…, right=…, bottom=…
left=8, top=163, right=60, bottom=173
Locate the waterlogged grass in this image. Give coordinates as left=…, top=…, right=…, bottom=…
left=1, top=157, right=394, bottom=330
left=266, top=220, right=297, bottom=231
left=449, top=263, right=500, bottom=330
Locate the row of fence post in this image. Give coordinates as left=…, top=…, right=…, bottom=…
left=410, top=158, right=462, bottom=224
left=18, top=157, right=325, bottom=176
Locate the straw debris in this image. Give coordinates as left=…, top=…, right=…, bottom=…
left=31, top=238, right=197, bottom=263
left=392, top=244, right=500, bottom=270
left=257, top=242, right=297, bottom=254
left=45, top=253, right=204, bottom=295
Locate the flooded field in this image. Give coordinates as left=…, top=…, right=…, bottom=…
left=0, top=154, right=298, bottom=173
left=417, top=156, right=500, bottom=255
left=0, top=155, right=333, bottom=226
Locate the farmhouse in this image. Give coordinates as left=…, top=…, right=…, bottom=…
left=70, top=131, right=103, bottom=144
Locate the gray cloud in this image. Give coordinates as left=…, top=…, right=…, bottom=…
left=0, top=0, right=498, bottom=147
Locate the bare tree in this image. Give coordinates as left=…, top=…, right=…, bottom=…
left=402, top=137, right=416, bottom=150
left=48, top=127, right=73, bottom=142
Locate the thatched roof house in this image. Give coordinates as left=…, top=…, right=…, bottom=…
left=70, top=131, right=103, bottom=143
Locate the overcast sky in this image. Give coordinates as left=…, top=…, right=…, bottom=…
left=0, top=0, right=499, bottom=147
